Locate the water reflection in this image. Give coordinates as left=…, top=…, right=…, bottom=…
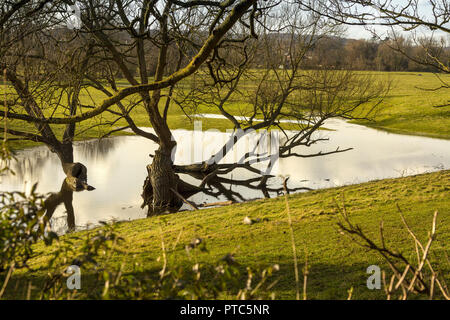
left=1, top=119, right=449, bottom=233
left=44, top=177, right=94, bottom=233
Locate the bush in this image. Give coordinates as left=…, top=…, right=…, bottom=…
left=0, top=184, right=58, bottom=271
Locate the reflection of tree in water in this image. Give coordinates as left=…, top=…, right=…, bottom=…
left=44, top=179, right=77, bottom=232
left=44, top=164, right=95, bottom=234
left=3, top=138, right=118, bottom=189
left=7, top=148, right=59, bottom=184
left=143, top=164, right=311, bottom=216
left=75, top=138, right=118, bottom=161
left=199, top=174, right=308, bottom=202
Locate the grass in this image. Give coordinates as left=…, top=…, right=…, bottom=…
left=6, top=169, right=449, bottom=299
left=2, top=71, right=448, bottom=300
left=4, top=71, right=450, bottom=151
left=351, top=72, right=450, bottom=139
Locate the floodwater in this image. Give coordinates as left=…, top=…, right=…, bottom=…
left=1, top=118, right=449, bottom=233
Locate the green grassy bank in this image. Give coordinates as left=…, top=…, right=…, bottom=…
left=351, top=72, right=450, bottom=139
left=6, top=170, right=449, bottom=299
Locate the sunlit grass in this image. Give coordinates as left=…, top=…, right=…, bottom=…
left=8, top=170, right=450, bottom=299
left=350, top=72, right=450, bottom=139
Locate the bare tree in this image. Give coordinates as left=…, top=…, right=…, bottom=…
left=2, top=1, right=388, bottom=217
left=0, top=0, right=104, bottom=188
left=170, top=3, right=388, bottom=207
left=297, top=0, right=449, bottom=105
left=39, top=0, right=276, bottom=215
left=1, top=0, right=262, bottom=212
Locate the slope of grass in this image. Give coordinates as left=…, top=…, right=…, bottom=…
left=352, top=72, right=450, bottom=139
left=7, top=170, right=449, bottom=300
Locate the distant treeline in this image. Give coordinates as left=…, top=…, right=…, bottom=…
left=297, top=36, right=449, bottom=72
left=29, top=29, right=448, bottom=79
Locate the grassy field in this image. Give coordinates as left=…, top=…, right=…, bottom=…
left=351, top=72, right=450, bottom=139
left=2, top=71, right=448, bottom=300
left=6, top=170, right=449, bottom=300
left=4, top=71, right=450, bottom=151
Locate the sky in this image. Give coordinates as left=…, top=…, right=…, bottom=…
left=342, top=0, right=449, bottom=42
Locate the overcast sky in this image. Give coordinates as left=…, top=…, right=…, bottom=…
left=345, top=24, right=449, bottom=44
left=342, top=0, right=449, bottom=42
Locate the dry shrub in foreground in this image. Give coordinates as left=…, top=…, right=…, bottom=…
left=335, top=197, right=449, bottom=300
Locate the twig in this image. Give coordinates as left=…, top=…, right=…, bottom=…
left=406, top=211, right=438, bottom=293
left=303, top=247, right=309, bottom=300
left=170, top=187, right=199, bottom=210
left=159, top=226, right=167, bottom=280
left=0, top=262, right=15, bottom=298
left=283, top=177, right=300, bottom=300
left=198, top=200, right=234, bottom=208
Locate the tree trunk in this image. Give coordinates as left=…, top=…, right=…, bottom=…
left=142, top=147, right=183, bottom=216
left=54, top=142, right=74, bottom=164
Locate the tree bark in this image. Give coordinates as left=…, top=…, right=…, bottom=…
left=142, top=147, right=183, bottom=216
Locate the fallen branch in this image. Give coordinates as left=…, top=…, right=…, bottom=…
left=170, top=188, right=199, bottom=210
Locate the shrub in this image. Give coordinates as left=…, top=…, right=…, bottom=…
left=0, top=184, right=58, bottom=271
